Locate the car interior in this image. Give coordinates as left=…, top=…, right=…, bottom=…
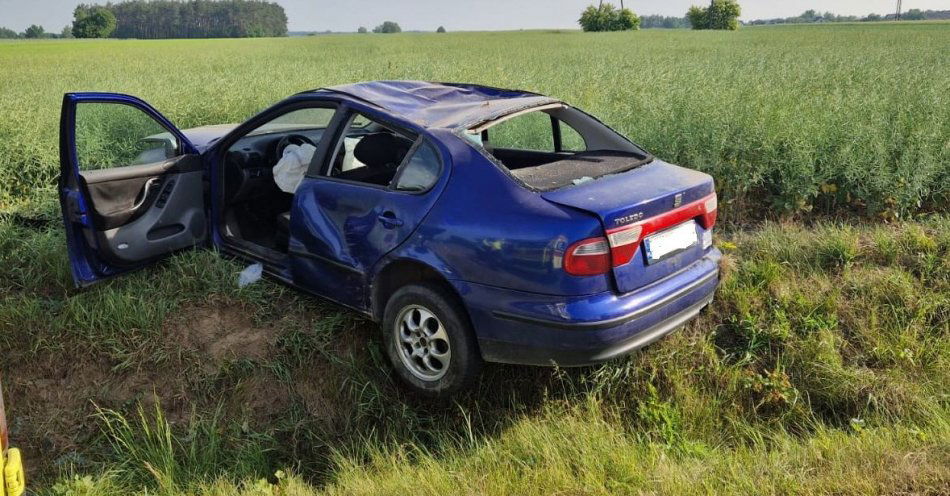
left=473, top=106, right=652, bottom=191
left=221, top=109, right=418, bottom=253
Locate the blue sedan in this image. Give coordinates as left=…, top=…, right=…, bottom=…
left=59, top=81, right=720, bottom=395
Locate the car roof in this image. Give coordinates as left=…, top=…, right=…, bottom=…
left=311, top=80, right=560, bottom=130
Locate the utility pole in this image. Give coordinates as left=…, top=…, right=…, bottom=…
left=896, top=0, right=902, bottom=20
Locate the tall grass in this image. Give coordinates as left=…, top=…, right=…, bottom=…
left=1, top=24, right=948, bottom=218
left=94, top=404, right=271, bottom=493
left=3, top=214, right=946, bottom=493
left=50, top=401, right=950, bottom=495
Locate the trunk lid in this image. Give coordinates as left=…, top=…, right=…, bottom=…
left=542, top=159, right=716, bottom=294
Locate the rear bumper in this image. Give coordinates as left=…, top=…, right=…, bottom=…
left=462, top=249, right=720, bottom=367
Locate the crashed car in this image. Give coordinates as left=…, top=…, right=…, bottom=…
left=1, top=377, right=25, bottom=496
left=59, top=81, right=720, bottom=395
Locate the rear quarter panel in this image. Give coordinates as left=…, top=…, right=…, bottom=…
left=390, top=131, right=609, bottom=296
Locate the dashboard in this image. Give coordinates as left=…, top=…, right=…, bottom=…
left=224, top=127, right=326, bottom=203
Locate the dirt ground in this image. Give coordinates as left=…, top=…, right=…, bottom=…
left=7, top=302, right=360, bottom=479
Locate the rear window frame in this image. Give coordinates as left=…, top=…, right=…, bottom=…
left=461, top=103, right=654, bottom=193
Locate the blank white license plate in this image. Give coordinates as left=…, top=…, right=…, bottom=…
left=643, top=221, right=697, bottom=263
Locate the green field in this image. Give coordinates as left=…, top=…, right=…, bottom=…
left=0, top=23, right=948, bottom=495
left=1, top=23, right=948, bottom=219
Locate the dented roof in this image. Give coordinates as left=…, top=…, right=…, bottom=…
left=316, top=80, right=560, bottom=130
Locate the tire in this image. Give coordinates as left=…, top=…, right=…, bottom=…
left=381, top=283, right=482, bottom=396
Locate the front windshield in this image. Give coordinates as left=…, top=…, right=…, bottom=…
left=246, top=109, right=370, bottom=137
left=245, top=107, right=343, bottom=137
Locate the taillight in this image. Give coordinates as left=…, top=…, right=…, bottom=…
left=606, top=224, right=643, bottom=266
left=564, top=237, right=611, bottom=276
left=563, top=191, right=718, bottom=276
left=700, top=193, right=718, bottom=229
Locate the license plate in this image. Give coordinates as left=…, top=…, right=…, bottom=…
left=643, top=221, right=697, bottom=263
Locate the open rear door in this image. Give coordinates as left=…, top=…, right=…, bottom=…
left=59, top=93, right=208, bottom=287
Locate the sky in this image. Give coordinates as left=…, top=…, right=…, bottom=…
left=0, top=0, right=946, bottom=33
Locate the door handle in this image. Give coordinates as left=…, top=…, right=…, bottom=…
left=378, top=211, right=404, bottom=228
left=132, top=178, right=160, bottom=210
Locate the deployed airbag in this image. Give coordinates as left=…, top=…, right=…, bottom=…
left=273, top=143, right=316, bottom=193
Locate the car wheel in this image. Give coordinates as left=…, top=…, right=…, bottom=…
left=382, top=283, right=482, bottom=396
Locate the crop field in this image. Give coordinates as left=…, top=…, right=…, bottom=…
left=0, top=23, right=948, bottom=495
left=2, top=23, right=948, bottom=219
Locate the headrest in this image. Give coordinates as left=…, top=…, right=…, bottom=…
left=353, top=132, right=413, bottom=169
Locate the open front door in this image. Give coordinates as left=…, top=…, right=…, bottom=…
left=59, top=93, right=208, bottom=287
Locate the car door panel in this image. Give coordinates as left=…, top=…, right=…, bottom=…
left=89, top=168, right=207, bottom=265
left=59, top=92, right=207, bottom=286
left=289, top=178, right=444, bottom=310
left=79, top=155, right=204, bottom=230
left=80, top=174, right=157, bottom=229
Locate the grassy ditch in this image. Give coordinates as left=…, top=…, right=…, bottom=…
left=0, top=208, right=945, bottom=494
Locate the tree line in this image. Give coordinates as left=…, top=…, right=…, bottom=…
left=640, top=15, right=690, bottom=29
left=576, top=2, right=947, bottom=32
left=2, top=1, right=287, bottom=39
left=0, top=25, right=73, bottom=39
left=748, top=9, right=949, bottom=25
left=71, top=0, right=287, bottom=39
left=351, top=23, right=446, bottom=34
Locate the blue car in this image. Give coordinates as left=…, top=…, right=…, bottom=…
left=59, top=81, right=720, bottom=395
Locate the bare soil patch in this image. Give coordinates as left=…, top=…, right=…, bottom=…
left=165, top=304, right=276, bottom=369
left=8, top=356, right=189, bottom=476
left=6, top=300, right=367, bottom=481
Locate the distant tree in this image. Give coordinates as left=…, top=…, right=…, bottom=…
left=903, top=9, right=926, bottom=20
left=61, top=25, right=74, bottom=38
left=686, top=5, right=707, bottom=29
left=707, top=0, right=741, bottom=29
left=579, top=5, right=605, bottom=31
left=0, top=27, right=18, bottom=39
left=357, top=26, right=368, bottom=33
left=373, top=21, right=402, bottom=33
left=863, top=13, right=882, bottom=22
left=578, top=3, right=640, bottom=32
left=614, top=8, right=640, bottom=30
left=72, top=6, right=116, bottom=38
left=687, top=0, right=740, bottom=30
left=437, top=25, right=446, bottom=33
left=24, top=25, right=46, bottom=38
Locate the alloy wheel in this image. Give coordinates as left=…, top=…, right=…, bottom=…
left=394, top=304, right=452, bottom=381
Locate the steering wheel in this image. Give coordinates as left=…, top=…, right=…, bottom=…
left=275, top=133, right=317, bottom=159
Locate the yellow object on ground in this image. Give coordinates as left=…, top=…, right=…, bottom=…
left=0, top=373, right=24, bottom=496
left=0, top=448, right=25, bottom=496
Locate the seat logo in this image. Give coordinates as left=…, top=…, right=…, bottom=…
left=673, top=193, right=683, bottom=208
